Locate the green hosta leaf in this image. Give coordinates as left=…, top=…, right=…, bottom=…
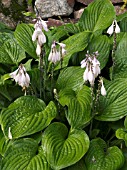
left=0, top=128, right=10, bottom=156
left=1, top=138, right=51, bottom=170
left=79, top=0, right=115, bottom=32
left=87, top=35, right=110, bottom=69
left=14, top=23, right=37, bottom=59
left=64, top=158, right=87, bottom=170
left=0, top=38, right=26, bottom=64
left=42, top=122, right=89, bottom=170
left=56, top=66, right=84, bottom=91
left=59, top=86, right=92, bottom=129
left=0, top=32, right=13, bottom=46
left=114, top=33, right=127, bottom=75
left=1, top=96, right=57, bottom=138
left=95, top=78, right=127, bottom=121
left=52, top=23, right=80, bottom=41
left=85, top=138, right=124, bottom=170
left=55, top=31, right=90, bottom=69
left=119, top=17, right=127, bottom=32
left=116, top=128, right=127, bottom=146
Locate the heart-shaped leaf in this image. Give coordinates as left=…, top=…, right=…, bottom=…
left=59, top=85, right=92, bottom=129
left=14, top=23, right=37, bottom=59
left=42, top=122, right=89, bottom=170
left=0, top=96, right=57, bottom=138
left=79, top=0, right=115, bottom=32
left=95, top=78, right=127, bottom=121
left=0, top=38, right=26, bottom=65
left=85, top=138, right=124, bottom=170
left=1, top=138, right=52, bottom=170
left=56, top=66, right=84, bottom=91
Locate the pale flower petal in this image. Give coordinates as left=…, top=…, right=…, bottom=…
left=101, top=81, right=106, bottom=96
left=115, top=20, right=120, bottom=33
left=38, top=32, right=46, bottom=45
left=88, top=69, right=95, bottom=86
left=107, top=23, right=114, bottom=35
left=8, top=127, right=12, bottom=139
left=10, top=69, right=19, bottom=79
left=83, top=67, right=89, bottom=82
left=36, top=43, right=41, bottom=55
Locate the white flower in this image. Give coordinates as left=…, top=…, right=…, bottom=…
left=83, top=66, right=89, bottom=81
left=88, top=68, right=95, bottom=86
left=8, top=127, right=12, bottom=139
left=100, top=80, right=106, bottom=96
left=48, top=42, right=61, bottom=64
left=107, top=20, right=120, bottom=35
left=10, top=64, right=30, bottom=88
left=32, top=17, right=48, bottom=55
left=81, top=59, right=87, bottom=68
left=81, top=51, right=100, bottom=86
left=36, top=42, right=42, bottom=55
left=56, top=42, right=66, bottom=56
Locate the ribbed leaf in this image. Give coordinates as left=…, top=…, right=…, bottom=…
left=119, top=17, right=127, bottom=32
left=0, top=128, right=10, bottom=156
left=114, top=33, right=127, bottom=75
left=1, top=96, right=57, bottom=138
left=95, top=78, right=127, bottom=121
left=0, top=38, right=26, bottom=64
left=42, top=122, right=89, bottom=170
left=79, top=0, right=115, bottom=32
left=0, top=32, right=13, bottom=46
left=64, top=158, right=87, bottom=170
left=1, top=138, right=51, bottom=170
left=55, top=32, right=89, bottom=69
left=59, top=86, right=92, bottom=129
left=14, top=23, right=37, bottom=59
left=56, top=66, right=84, bottom=91
left=87, top=35, right=110, bottom=69
left=85, top=138, right=124, bottom=170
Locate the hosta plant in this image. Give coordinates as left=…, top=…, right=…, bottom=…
left=0, top=0, right=127, bottom=169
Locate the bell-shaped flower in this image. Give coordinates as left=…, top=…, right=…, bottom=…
left=100, top=80, right=106, bottom=96
left=8, top=127, right=12, bottom=139
left=81, top=59, right=87, bottom=68
left=36, top=42, right=42, bottom=56
left=10, top=64, right=30, bottom=89
left=83, top=66, right=89, bottom=81
left=81, top=51, right=100, bottom=86
left=48, top=43, right=60, bottom=64
left=107, top=20, right=120, bottom=35
left=32, top=17, right=48, bottom=55
left=88, top=68, right=95, bottom=86
left=57, top=42, right=66, bottom=56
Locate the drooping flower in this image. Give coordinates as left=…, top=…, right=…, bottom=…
left=81, top=51, right=100, bottom=86
left=56, top=42, right=67, bottom=56
left=48, top=41, right=66, bottom=64
left=32, top=16, right=48, bottom=55
left=8, top=127, right=12, bottom=139
left=107, top=20, right=120, bottom=35
left=100, top=79, right=106, bottom=96
left=48, top=42, right=60, bottom=64
left=10, top=64, right=30, bottom=90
